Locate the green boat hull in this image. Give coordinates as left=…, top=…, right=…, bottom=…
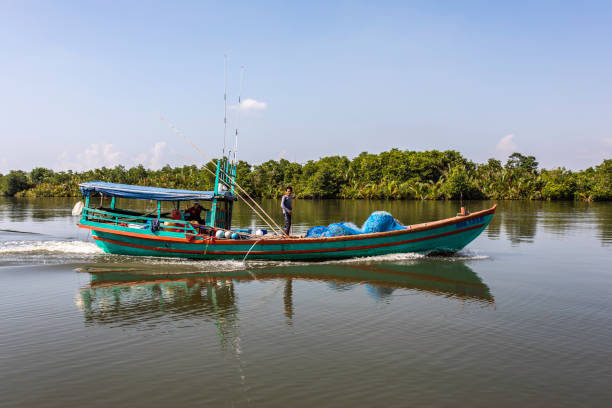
left=79, top=206, right=496, bottom=261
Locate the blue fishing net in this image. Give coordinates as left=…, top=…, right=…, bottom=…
left=323, top=222, right=362, bottom=237
left=305, top=212, right=405, bottom=237
left=361, top=211, right=405, bottom=233
left=305, top=226, right=328, bottom=238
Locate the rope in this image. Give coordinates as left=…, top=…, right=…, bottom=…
left=168, top=117, right=285, bottom=235
left=161, top=116, right=286, bottom=235
left=162, top=116, right=277, bottom=231
left=243, top=237, right=265, bottom=263
left=162, top=116, right=279, bottom=233
left=213, top=165, right=286, bottom=235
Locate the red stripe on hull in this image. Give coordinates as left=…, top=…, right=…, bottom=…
left=79, top=205, right=497, bottom=246
left=93, top=223, right=485, bottom=256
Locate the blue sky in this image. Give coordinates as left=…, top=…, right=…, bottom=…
left=1, top=0, right=611, bottom=172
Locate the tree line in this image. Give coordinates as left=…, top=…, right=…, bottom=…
left=1, top=149, right=610, bottom=201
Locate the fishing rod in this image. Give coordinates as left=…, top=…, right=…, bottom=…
left=218, top=66, right=287, bottom=235
left=215, top=165, right=286, bottom=235
left=162, top=118, right=267, bottom=223
left=161, top=116, right=281, bottom=235
left=161, top=116, right=286, bottom=236
left=218, top=65, right=288, bottom=235
left=161, top=60, right=286, bottom=236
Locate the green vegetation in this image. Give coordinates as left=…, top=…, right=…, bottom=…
left=1, top=150, right=610, bottom=201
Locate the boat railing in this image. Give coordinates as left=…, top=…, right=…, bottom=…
left=83, top=207, right=200, bottom=235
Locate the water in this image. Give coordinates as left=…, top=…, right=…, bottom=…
left=1, top=198, right=611, bottom=407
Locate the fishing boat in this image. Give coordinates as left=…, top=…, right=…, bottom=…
left=76, top=62, right=495, bottom=260
left=76, top=156, right=496, bottom=261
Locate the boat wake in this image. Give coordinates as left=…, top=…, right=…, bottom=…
left=0, top=240, right=102, bottom=255
left=0, top=238, right=488, bottom=271
left=323, top=252, right=426, bottom=264
left=320, top=250, right=488, bottom=265
left=107, top=257, right=249, bottom=272
left=0, top=228, right=43, bottom=235
left=438, top=249, right=490, bottom=261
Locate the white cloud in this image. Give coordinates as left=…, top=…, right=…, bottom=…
left=149, top=141, right=167, bottom=169
left=64, top=143, right=125, bottom=170
left=496, top=134, right=518, bottom=154
left=232, top=98, right=268, bottom=112
left=57, top=141, right=169, bottom=171
left=122, top=141, right=168, bottom=170
left=276, top=150, right=288, bottom=161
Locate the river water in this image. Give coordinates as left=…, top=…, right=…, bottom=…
left=1, top=198, right=611, bottom=407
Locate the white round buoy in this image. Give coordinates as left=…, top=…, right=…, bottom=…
left=215, top=230, right=225, bottom=239
left=224, top=230, right=232, bottom=239
left=72, top=201, right=84, bottom=216
left=255, top=229, right=264, bottom=236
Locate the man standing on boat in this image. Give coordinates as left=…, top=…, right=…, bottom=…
left=281, top=186, right=293, bottom=235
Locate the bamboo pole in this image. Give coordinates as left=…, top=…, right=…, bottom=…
left=162, top=117, right=286, bottom=236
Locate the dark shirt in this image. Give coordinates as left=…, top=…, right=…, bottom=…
left=184, top=205, right=203, bottom=221
left=281, top=195, right=292, bottom=214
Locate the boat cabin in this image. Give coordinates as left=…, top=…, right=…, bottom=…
left=79, top=158, right=238, bottom=237
left=80, top=180, right=236, bottom=228
left=77, top=158, right=239, bottom=239
left=78, top=181, right=237, bottom=236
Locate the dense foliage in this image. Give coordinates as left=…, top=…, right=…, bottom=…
left=1, top=150, right=610, bottom=201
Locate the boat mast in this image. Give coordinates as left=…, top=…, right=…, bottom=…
left=161, top=118, right=284, bottom=235
left=223, top=55, right=228, bottom=158
left=234, top=66, right=243, bottom=165
left=211, top=56, right=237, bottom=229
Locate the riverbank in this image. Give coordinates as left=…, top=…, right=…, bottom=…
left=2, top=150, right=610, bottom=201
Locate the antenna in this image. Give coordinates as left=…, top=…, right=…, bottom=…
left=223, top=55, right=228, bottom=157
left=234, top=65, right=244, bottom=164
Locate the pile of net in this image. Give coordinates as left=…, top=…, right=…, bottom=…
left=305, top=211, right=406, bottom=238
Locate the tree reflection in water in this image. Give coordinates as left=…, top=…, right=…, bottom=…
left=592, top=203, right=612, bottom=246
left=499, top=201, right=538, bottom=245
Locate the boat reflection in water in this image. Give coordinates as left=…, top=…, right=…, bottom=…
left=76, top=259, right=493, bottom=330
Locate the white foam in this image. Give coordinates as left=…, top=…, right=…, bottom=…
left=324, top=252, right=426, bottom=264
left=140, top=258, right=248, bottom=271
left=0, top=240, right=102, bottom=255
left=444, top=249, right=490, bottom=261
left=450, top=255, right=489, bottom=261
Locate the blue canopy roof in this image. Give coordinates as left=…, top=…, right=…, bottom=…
left=79, top=181, right=235, bottom=201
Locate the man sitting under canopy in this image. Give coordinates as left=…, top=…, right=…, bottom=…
left=183, top=201, right=205, bottom=224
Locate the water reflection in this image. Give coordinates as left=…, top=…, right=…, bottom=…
left=333, top=261, right=493, bottom=302
left=0, top=197, right=76, bottom=222
left=592, top=203, right=612, bottom=246
left=283, top=278, right=294, bottom=324
left=78, top=272, right=236, bottom=322
left=490, top=201, right=612, bottom=246
left=497, top=201, right=538, bottom=245
left=76, top=260, right=493, bottom=332
left=77, top=270, right=240, bottom=348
